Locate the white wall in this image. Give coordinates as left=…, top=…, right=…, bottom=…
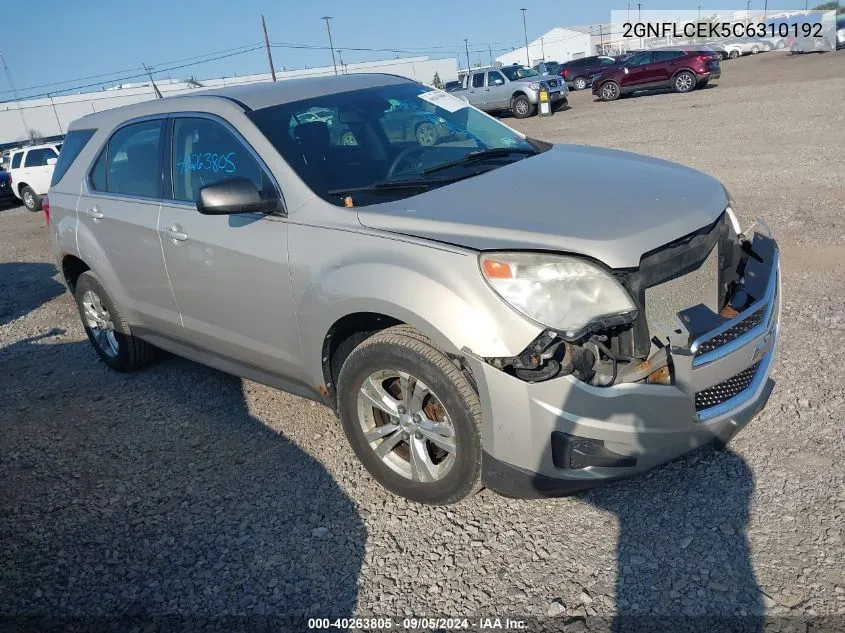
left=495, top=28, right=592, bottom=67
left=0, top=56, right=459, bottom=145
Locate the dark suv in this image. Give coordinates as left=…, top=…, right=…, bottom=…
left=592, top=49, right=720, bottom=101
left=559, top=56, right=622, bottom=90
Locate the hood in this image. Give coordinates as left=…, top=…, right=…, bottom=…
left=356, top=144, right=728, bottom=269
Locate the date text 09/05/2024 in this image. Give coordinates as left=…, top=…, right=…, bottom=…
left=623, top=21, right=824, bottom=40
left=307, top=617, right=528, bottom=630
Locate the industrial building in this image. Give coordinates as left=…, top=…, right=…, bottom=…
left=495, top=27, right=593, bottom=67
left=0, top=56, right=458, bottom=147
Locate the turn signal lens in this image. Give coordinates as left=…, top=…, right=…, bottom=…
left=481, top=258, right=513, bottom=279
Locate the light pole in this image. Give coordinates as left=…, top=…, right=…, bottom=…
left=321, top=16, right=337, bottom=75
left=48, top=93, right=63, bottom=134
left=746, top=1, right=751, bottom=27
left=520, top=8, right=529, bottom=66
left=0, top=52, right=30, bottom=142
left=540, top=37, right=545, bottom=61
left=464, top=38, right=470, bottom=72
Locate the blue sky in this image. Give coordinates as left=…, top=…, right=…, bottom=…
left=1, top=0, right=816, bottom=100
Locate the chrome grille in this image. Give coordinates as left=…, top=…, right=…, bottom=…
left=694, top=307, right=765, bottom=357
left=695, top=362, right=761, bottom=411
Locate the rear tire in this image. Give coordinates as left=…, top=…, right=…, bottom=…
left=336, top=325, right=482, bottom=505
left=751, top=45, right=760, bottom=54
left=74, top=271, right=155, bottom=372
left=21, top=186, right=41, bottom=212
left=729, top=50, right=740, bottom=59
left=573, top=76, right=588, bottom=90
left=511, top=95, right=535, bottom=119
left=673, top=70, right=696, bottom=93
left=598, top=81, right=621, bottom=101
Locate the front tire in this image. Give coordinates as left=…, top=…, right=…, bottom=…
left=573, top=76, right=588, bottom=90
left=74, top=271, right=155, bottom=372
left=673, top=70, right=696, bottom=93
left=21, top=186, right=41, bottom=212
left=511, top=95, right=535, bottom=119
left=598, top=81, right=620, bottom=101
left=751, top=45, right=760, bottom=54
left=729, top=50, right=740, bottom=59
left=336, top=326, right=482, bottom=505
left=414, top=121, right=437, bottom=147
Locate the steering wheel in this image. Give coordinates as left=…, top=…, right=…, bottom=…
left=386, top=146, right=428, bottom=179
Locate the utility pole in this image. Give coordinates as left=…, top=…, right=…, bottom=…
left=488, top=45, right=493, bottom=66
left=464, top=39, right=470, bottom=71
left=599, top=24, right=604, bottom=53
left=261, top=15, right=277, bottom=81
left=0, top=52, right=30, bottom=142
left=337, top=50, right=345, bottom=74
left=627, top=3, right=631, bottom=22
left=637, top=3, right=642, bottom=20
left=321, top=16, right=337, bottom=75
left=48, top=93, right=63, bottom=134
left=142, top=63, right=163, bottom=98
left=746, top=1, right=751, bottom=26
left=763, top=0, right=768, bottom=20
left=520, top=8, right=529, bottom=66
left=540, top=37, right=545, bottom=61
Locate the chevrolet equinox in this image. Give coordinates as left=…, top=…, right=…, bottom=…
left=48, top=74, right=781, bottom=504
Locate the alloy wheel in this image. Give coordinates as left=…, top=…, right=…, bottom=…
left=514, top=99, right=529, bottom=115
left=675, top=73, right=694, bottom=92
left=81, top=290, right=119, bottom=358
left=601, top=83, right=618, bottom=100
left=23, top=191, right=34, bottom=209
left=415, top=122, right=437, bottom=146
left=356, top=369, right=457, bottom=483
left=574, top=77, right=587, bottom=90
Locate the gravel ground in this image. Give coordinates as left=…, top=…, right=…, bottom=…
left=2, top=51, right=844, bottom=631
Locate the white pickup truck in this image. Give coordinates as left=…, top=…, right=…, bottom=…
left=452, top=64, right=568, bottom=119
left=8, top=142, right=62, bottom=211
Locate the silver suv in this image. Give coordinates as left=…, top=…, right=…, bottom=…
left=49, top=74, right=780, bottom=505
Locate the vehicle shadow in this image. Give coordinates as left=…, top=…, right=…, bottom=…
left=594, top=83, right=719, bottom=102
left=0, top=262, right=65, bottom=327
left=0, top=331, right=366, bottom=630
left=533, top=388, right=765, bottom=632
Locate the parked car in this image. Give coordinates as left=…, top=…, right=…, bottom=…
left=707, top=41, right=744, bottom=59
left=724, top=38, right=763, bottom=55
left=592, top=48, right=720, bottom=101
left=837, top=16, right=845, bottom=49
left=47, top=74, right=780, bottom=504
left=443, top=80, right=463, bottom=92
left=758, top=36, right=787, bottom=51
left=558, top=55, right=622, bottom=90
left=452, top=64, right=568, bottom=118
left=0, top=170, right=15, bottom=207
left=703, top=42, right=730, bottom=60
left=8, top=142, right=63, bottom=211
left=533, top=61, right=561, bottom=76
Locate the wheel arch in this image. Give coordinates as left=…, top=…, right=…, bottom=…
left=61, top=254, right=91, bottom=293
left=17, top=182, right=31, bottom=197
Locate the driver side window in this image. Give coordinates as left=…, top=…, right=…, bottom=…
left=487, top=71, right=505, bottom=86
left=170, top=117, right=268, bottom=203
left=628, top=52, right=654, bottom=66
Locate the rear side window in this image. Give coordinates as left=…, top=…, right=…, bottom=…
left=471, top=73, right=485, bottom=88
left=90, top=119, right=164, bottom=198
left=11, top=152, right=22, bottom=169
left=51, top=129, right=96, bottom=187
left=170, top=117, right=269, bottom=203
left=24, top=148, right=58, bottom=168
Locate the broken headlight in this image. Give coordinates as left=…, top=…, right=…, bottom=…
left=479, top=252, right=637, bottom=340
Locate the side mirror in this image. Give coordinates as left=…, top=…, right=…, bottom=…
left=624, top=67, right=630, bottom=74
left=46, top=157, right=58, bottom=166
left=197, top=178, right=282, bottom=215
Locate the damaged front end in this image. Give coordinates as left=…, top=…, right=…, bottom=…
left=483, top=211, right=779, bottom=400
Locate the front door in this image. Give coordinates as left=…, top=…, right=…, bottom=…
left=21, top=146, right=59, bottom=194
left=485, top=70, right=508, bottom=109
left=157, top=115, right=303, bottom=379
left=621, top=52, right=655, bottom=89
left=77, top=118, right=181, bottom=334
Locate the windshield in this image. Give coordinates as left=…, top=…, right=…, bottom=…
left=500, top=66, right=540, bottom=81
left=247, top=81, right=538, bottom=207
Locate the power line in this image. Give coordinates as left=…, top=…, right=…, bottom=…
left=0, top=42, right=263, bottom=99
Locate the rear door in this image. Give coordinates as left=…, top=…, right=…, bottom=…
left=157, top=114, right=302, bottom=378
left=651, top=50, right=685, bottom=84
left=468, top=72, right=487, bottom=107
left=77, top=117, right=181, bottom=334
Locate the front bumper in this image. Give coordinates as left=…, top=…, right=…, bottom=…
left=469, top=230, right=781, bottom=498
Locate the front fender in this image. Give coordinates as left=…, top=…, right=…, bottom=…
left=289, top=224, right=542, bottom=387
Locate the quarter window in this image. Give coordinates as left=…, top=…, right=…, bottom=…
left=11, top=152, right=22, bottom=169
left=171, top=117, right=268, bottom=203
left=90, top=119, right=164, bottom=198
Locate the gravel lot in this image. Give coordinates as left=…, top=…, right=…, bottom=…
left=2, top=51, right=844, bottom=631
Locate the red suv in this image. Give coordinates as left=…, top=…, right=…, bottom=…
left=592, top=48, right=720, bottom=101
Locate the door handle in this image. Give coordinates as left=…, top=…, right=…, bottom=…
left=162, top=224, right=188, bottom=242
left=87, top=207, right=104, bottom=220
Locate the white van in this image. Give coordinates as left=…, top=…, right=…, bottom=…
left=8, top=142, right=63, bottom=211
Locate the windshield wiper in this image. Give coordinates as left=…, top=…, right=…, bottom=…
left=421, top=148, right=537, bottom=175
left=327, top=177, right=451, bottom=196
